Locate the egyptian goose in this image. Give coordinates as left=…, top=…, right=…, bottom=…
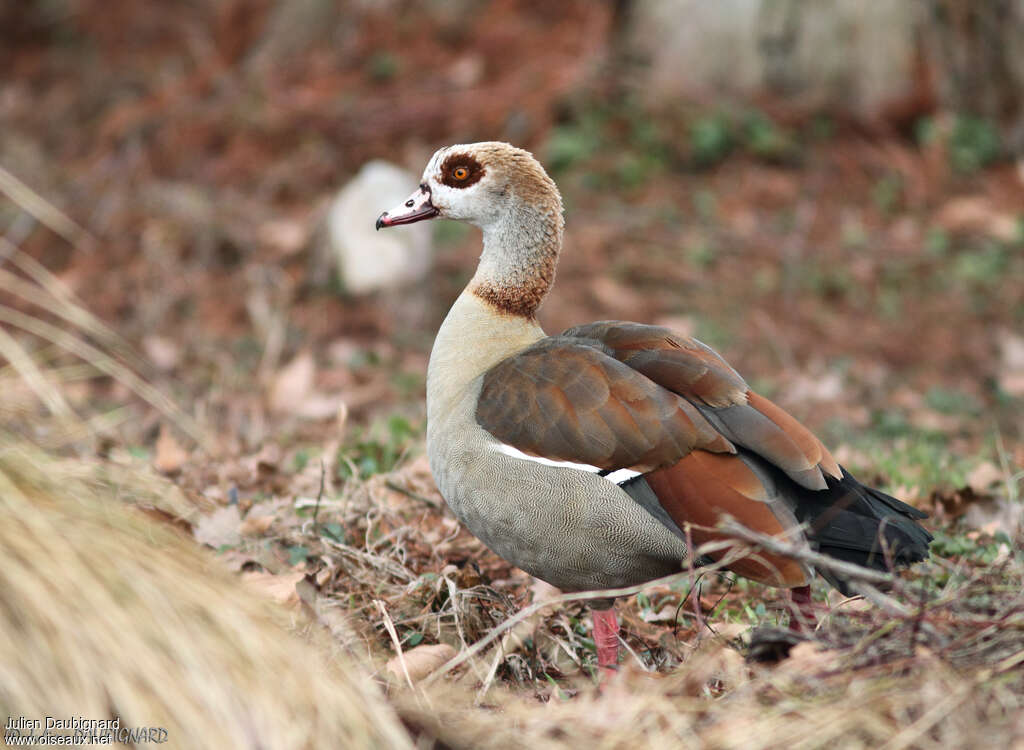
left=376, top=142, right=931, bottom=671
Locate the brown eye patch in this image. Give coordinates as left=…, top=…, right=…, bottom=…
left=440, top=153, right=485, bottom=188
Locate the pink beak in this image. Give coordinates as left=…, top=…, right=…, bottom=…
left=376, top=185, right=439, bottom=230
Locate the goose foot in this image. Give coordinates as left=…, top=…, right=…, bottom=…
left=789, top=585, right=816, bottom=633
left=591, top=605, right=620, bottom=672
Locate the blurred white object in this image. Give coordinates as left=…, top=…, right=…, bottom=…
left=328, top=161, right=432, bottom=293
left=630, top=0, right=918, bottom=120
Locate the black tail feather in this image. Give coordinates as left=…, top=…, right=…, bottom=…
left=792, top=468, right=932, bottom=594
left=858, top=481, right=928, bottom=521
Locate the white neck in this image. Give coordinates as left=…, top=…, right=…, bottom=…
left=469, top=199, right=563, bottom=318
left=427, top=291, right=544, bottom=427
left=474, top=201, right=557, bottom=281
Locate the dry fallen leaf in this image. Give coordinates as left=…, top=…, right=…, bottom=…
left=447, top=54, right=484, bottom=88
left=153, top=424, right=188, bottom=474
left=778, top=641, right=843, bottom=675
left=936, top=196, right=1019, bottom=242
left=267, top=350, right=348, bottom=421
left=269, top=350, right=315, bottom=414
left=261, top=218, right=309, bottom=256
left=294, top=393, right=346, bottom=421
left=241, top=570, right=305, bottom=608
left=781, top=371, right=844, bottom=404
left=193, top=504, right=243, bottom=548
left=530, top=578, right=562, bottom=605
left=589, top=277, right=645, bottom=314
left=652, top=315, right=697, bottom=338
left=142, top=335, right=181, bottom=371
left=707, top=622, right=749, bottom=640
left=239, top=514, right=275, bottom=537
left=964, top=497, right=1023, bottom=539
left=675, top=642, right=746, bottom=696
left=966, top=461, right=1003, bottom=494
left=386, top=643, right=456, bottom=684
left=640, top=605, right=682, bottom=623
left=997, top=328, right=1024, bottom=397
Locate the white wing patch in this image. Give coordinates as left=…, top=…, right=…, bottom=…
left=492, top=443, right=641, bottom=485
left=603, top=468, right=644, bottom=484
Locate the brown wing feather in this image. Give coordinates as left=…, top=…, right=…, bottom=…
left=476, top=337, right=733, bottom=471
left=566, top=322, right=747, bottom=408
left=540, top=322, right=899, bottom=587
left=747, top=392, right=842, bottom=479
left=646, top=452, right=811, bottom=586
left=564, top=322, right=841, bottom=488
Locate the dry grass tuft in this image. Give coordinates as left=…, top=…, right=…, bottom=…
left=0, top=438, right=411, bottom=749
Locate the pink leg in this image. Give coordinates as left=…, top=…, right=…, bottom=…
left=591, top=606, right=620, bottom=671
left=789, top=585, right=816, bottom=633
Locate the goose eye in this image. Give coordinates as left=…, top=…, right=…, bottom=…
left=452, top=166, right=469, bottom=180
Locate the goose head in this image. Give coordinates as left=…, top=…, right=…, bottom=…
left=377, top=142, right=564, bottom=318
left=376, top=142, right=562, bottom=232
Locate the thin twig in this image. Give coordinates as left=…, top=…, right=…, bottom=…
left=704, top=573, right=735, bottom=628
left=908, top=580, right=929, bottom=656
left=323, top=537, right=416, bottom=582
left=0, top=303, right=207, bottom=447
left=993, top=648, right=1024, bottom=674
left=0, top=324, right=74, bottom=418
left=385, top=479, right=441, bottom=509
left=717, top=519, right=896, bottom=585
left=881, top=680, right=973, bottom=750
left=618, top=633, right=653, bottom=673
left=375, top=599, right=414, bottom=690
left=993, top=427, right=1019, bottom=504
left=717, top=518, right=912, bottom=615
left=476, top=631, right=512, bottom=703
left=422, top=575, right=693, bottom=684
left=0, top=166, right=96, bottom=249
left=847, top=580, right=911, bottom=616
left=683, top=523, right=709, bottom=633
left=312, top=459, right=325, bottom=533
left=0, top=244, right=150, bottom=374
